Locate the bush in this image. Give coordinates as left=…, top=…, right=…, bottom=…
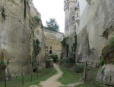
left=59, top=58, right=75, bottom=67
left=75, top=64, right=84, bottom=73
left=0, top=61, right=5, bottom=65
left=50, top=54, right=58, bottom=63
left=110, top=36, right=114, bottom=48
left=34, top=16, right=40, bottom=23
left=45, top=58, right=53, bottom=68
left=59, top=58, right=68, bottom=64
left=98, top=58, right=104, bottom=66
left=0, top=61, right=6, bottom=70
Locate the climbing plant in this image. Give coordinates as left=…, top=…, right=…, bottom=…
left=109, top=35, right=114, bottom=48
left=73, top=33, right=77, bottom=52
left=61, top=37, right=69, bottom=47
left=33, top=39, right=41, bottom=58
left=32, top=39, right=41, bottom=72
left=98, top=58, right=104, bottom=66
left=1, top=7, right=6, bottom=20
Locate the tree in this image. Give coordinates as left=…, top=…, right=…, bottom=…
left=45, top=18, right=59, bottom=32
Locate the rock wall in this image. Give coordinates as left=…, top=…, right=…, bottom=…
left=76, top=0, right=114, bottom=85
left=64, top=0, right=80, bottom=59
left=29, top=2, right=46, bottom=70
left=0, top=0, right=45, bottom=77
left=77, top=0, right=114, bottom=66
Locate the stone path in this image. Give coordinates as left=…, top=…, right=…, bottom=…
left=29, top=64, right=82, bottom=87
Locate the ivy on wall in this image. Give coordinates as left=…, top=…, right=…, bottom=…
left=1, top=7, right=6, bottom=20
left=32, top=39, right=41, bottom=72
left=33, top=39, right=41, bottom=57
left=73, top=33, right=77, bottom=52
left=61, top=37, right=69, bottom=47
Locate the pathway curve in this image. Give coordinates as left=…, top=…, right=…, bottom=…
left=39, top=63, right=63, bottom=87
left=30, top=64, right=82, bottom=87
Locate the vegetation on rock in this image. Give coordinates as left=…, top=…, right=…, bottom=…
left=102, top=35, right=114, bottom=64
left=61, top=37, right=69, bottom=47
left=29, top=16, right=40, bottom=29
left=110, top=35, right=114, bottom=48
left=32, top=39, right=41, bottom=72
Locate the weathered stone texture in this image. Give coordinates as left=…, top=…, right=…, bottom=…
left=77, top=0, right=114, bottom=64
left=77, top=0, right=114, bottom=85
left=44, top=29, right=64, bottom=58
left=0, top=0, right=45, bottom=77
left=96, top=64, right=114, bottom=86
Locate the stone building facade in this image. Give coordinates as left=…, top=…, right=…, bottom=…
left=44, top=29, right=64, bottom=58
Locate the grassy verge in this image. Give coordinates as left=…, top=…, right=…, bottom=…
left=0, top=67, right=57, bottom=87
left=75, top=68, right=111, bottom=87
left=23, top=67, right=57, bottom=87
left=58, top=66, right=82, bottom=85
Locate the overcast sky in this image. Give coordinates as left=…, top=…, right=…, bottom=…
left=33, top=0, right=87, bottom=33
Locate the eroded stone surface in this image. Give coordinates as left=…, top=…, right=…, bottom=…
left=96, top=64, right=114, bottom=86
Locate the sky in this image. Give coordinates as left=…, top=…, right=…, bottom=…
left=33, top=0, right=87, bottom=33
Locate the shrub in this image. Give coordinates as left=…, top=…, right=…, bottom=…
left=45, top=58, right=53, bottom=68
left=61, top=37, right=69, bottom=47
left=98, top=58, right=104, bottom=66
left=0, top=61, right=5, bottom=65
left=33, top=16, right=40, bottom=23
left=50, top=54, right=58, bottom=63
left=29, top=16, right=40, bottom=29
left=75, top=64, right=84, bottom=73
left=59, top=58, right=75, bottom=66
left=0, top=61, right=6, bottom=70
left=110, top=36, right=114, bottom=48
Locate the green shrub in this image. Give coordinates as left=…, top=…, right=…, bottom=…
left=45, top=59, right=53, bottom=68
left=0, top=61, right=5, bottom=65
left=61, top=37, right=69, bottom=47
left=59, top=58, right=75, bottom=66
left=33, top=16, right=40, bottom=23
left=98, top=58, right=104, bottom=66
left=59, top=58, right=68, bottom=64
left=75, top=64, right=84, bottom=73
left=50, top=54, right=58, bottom=63
left=29, top=16, right=40, bottom=29
left=110, top=36, right=114, bottom=48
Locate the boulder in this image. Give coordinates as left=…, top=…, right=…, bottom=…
left=96, top=64, right=114, bottom=86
